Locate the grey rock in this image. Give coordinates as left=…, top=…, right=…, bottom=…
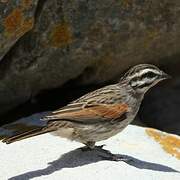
left=0, top=0, right=38, bottom=60
left=0, top=0, right=180, bottom=117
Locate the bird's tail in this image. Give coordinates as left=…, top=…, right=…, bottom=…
left=2, top=127, right=55, bottom=144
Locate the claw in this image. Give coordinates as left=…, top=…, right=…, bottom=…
left=96, top=144, right=106, bottom=149
left=80, top=146, right=93, bottom=152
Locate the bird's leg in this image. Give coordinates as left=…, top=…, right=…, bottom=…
left=80, top=141, right=96, bottom=151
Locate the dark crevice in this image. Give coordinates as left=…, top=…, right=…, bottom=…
left=34, top=0, right=48, bottom=21
left=0, top=73, right=105, bottom=126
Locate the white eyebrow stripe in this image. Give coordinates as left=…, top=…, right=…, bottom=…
left=129, top=69, right=161, bottom=79
left=139, top=69, right=161, bottom=76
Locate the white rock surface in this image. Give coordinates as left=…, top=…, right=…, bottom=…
left=0, top=124, right=179, bottom=180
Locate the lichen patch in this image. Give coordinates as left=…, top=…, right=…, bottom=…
left=21, top=0, right=33, bottom=9
left=146, top=128, right=180, bottom=160
left=3, top=8, right=23, bottom=33
left=3, top=7, right=34, bottom=38
left=49, top=23, right=73, bottom=48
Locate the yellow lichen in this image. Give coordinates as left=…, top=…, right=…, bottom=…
left=146, top=128, right=180, bottom=159
left=15, top=18, right=34, bottom=38
left=121, top=0, right=132, bottom=8
left=3, top=7, right=34, bottom=37
left=49, top=23, right=73, bottom=48
left=3, top=8, right=23, bottom=33
left=21, top=0, right=33, bottom=9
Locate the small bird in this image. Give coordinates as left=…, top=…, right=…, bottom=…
left=2, top=64, right=170, bottom=160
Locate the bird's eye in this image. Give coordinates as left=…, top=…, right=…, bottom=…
left=147, top=72, right=156, bottom=78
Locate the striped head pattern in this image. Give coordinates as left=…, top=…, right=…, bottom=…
left=122, top=64, right=170, bottom=93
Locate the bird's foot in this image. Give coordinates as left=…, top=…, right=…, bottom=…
left=80, top=144, right=106, bottom=152
left=80, top=146, right=91, bottom=152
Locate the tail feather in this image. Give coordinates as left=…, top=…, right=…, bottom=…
left=2, top=127, right=55, bottom=144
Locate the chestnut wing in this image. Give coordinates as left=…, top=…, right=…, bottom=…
left=42, top=103, right=129, bottom=124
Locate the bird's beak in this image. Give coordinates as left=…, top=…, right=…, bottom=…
left=161, top=72, right=171, bottom=80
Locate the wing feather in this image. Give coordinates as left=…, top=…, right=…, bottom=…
left=42, top=103, right=129, bottom=124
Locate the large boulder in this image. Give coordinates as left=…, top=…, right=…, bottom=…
left=0, top=0, right=180, bottom=117
left=0, top=0, right=38, bottom=60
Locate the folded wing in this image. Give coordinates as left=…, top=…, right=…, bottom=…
left=42, top=103, right=129, bottom=124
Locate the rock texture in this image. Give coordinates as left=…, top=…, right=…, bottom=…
left=0, top=0, right=180, bottom=120
left=0, top=0, right=38, bottom=60
left=0, top=114, right=179, bottom=180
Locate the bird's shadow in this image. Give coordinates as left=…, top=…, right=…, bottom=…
left=9, top=148, right=179, bottom=180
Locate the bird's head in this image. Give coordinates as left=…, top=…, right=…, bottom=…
left=122, top=64, right=170, bottom=94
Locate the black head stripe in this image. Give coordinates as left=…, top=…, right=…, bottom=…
left=141, top=71, right=158, bottom=79
left=137, top=81, right=153, bottom=89
left=122, top=64, right=167, bottom=93
left=127, top=66, right=162, bottom=91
